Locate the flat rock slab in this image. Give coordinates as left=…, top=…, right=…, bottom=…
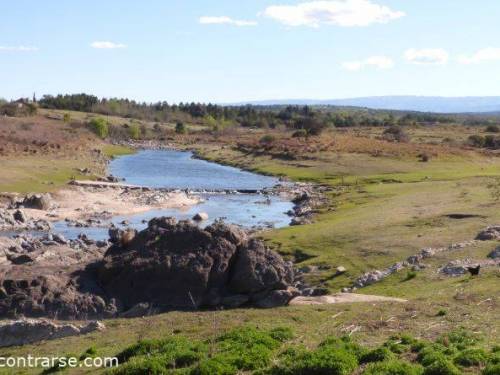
left=289, top=293, right=407, bottom=305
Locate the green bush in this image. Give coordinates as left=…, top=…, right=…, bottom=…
left=116, top=336, right=206, bottom=368
left=192, top=358, right=236, bottom=375
left=129, top=124, right=140, bottom=139
left=89, top=117, right=109, bottom=138
left=440, top=328, right=481, bottom=350
left=176, top=122, right=187, bottom=134
left=259, top=135, right=276, bottom=144
left=454, top=348, right=488, bottom=367
left=269, top=347, right=358, bottom=375
left=483, top=364, right=500, bottom=375
left=364, top=359, right=424, bottom=375
left=361, top=347, right=395, bottom=363
left=319, top=336, right=368, bottom=360
left=422, top=357, right=461, bottom=375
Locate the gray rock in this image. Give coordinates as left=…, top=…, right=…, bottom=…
left=487, top=246, right=500, bottom=259
left=13, top=209, right=26, bottom=223
left=119, top=303, right=153, bottom=318
left=192, top=212, right=209, bottom=221
left=0, top=319, right=105, bottom=347
left=254, top=287, right=300, bottom=308
left=22, top=194, right=52, bottom=210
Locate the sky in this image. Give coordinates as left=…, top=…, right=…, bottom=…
left=1, top=0, right=500, bottom=103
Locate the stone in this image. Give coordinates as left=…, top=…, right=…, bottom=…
left=476, top=226, right=500, bottom=241
left=22, top=194, right=52, bottom=210
left=487, top=247, right=500, bottom=259
left=254, top=287, right=300, bottom=308
left=119, top=303, right=154, bottom=318
left=336, top=266, right=347, bottom=275
left=192, top=212, right=209, bottom=221
left=13, top=209, right=26, bottom=223
left=0, top=319, right=104, bottom=347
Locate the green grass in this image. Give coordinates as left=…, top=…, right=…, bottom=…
left=6, top=326, right=497, bottom=374
left=101, top=144, right=135, bottom=158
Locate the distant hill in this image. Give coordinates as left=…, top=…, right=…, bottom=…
left=234, top=96, right=500, bottom=114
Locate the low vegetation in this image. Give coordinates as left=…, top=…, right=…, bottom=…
left=35, top=326, right=497, bottom=374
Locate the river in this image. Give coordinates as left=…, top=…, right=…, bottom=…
left=51, top=150, right=294, bottom=239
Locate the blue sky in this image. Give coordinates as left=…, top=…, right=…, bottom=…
left=1, top=0, right=500, bottom=103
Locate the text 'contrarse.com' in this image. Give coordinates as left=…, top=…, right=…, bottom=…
left=0, top=355, right=118, bottom=369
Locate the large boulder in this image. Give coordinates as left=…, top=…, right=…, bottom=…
left=97, top=217, right=294, bottom=311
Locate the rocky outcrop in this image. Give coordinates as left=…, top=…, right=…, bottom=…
left=476, top=226, right=500, bottom=241
left=0, top=319, right=105, bottom=347
left=0, top=217, right=296, bottom=319
left=97, top=217, right=295, bottom=311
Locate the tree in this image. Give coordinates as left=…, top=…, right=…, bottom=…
left=175, top=122, right=187, bottom=134
left=89, top=117, right=108, bottom=138
left=129, top=124, right=140, bottom=139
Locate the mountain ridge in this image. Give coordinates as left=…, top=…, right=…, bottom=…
left=230, top=96, right=500, bottom=114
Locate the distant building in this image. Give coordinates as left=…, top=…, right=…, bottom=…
left=0, top=99, right=37, bottom=117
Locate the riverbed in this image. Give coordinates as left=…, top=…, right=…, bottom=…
left=50, top=150, right=294, bottom=239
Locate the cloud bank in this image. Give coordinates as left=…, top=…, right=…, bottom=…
left=262, top=0, right=405, bottom=27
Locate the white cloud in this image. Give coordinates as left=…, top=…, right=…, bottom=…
left=199, top=16, right=257, bottom=26
left=458, top=48, right=500, bottom=64
left=404, top=48, right=448, bottom=65
left=262, top=0, right=405, bottom=27
left=0, top=45, right=38, bottom=52
left=90, top=41, right=127, bottom=49
left=342, top=55, right=394, bottom=71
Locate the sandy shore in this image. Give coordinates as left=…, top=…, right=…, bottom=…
left=24, top=185, right=201, bottom=222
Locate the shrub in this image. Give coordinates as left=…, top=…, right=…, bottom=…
left=364, top=359, right=424, bottom=375
left=404, top=271, right=417, bottom=281
left=454, top=348, right=488, bottom=367
left=192, top=358, right=236, bottom=375
left=423, top=358, right=461, bottom=375
left=79, top=346, right=98, bottom=360
left=382, top=126, right=409, bottom=142
left=89, top=117, right=109, bottom=138
left=116, top=336, right=206, bottom=367
left=483, top=364, right=500, bottom=375
left=176, top=122, right=187, bottom=134
left=361, top=347, right=395, bottom=363
left=436, top=309, right=447, bottom=317
left=486, top=125, right=500, bottom=133
left=259, top=135, right=276, bottom=145
left=196, top=327, right=292, bottom=372
left=418, top=153, right=430, bottom=162
left=319, top=336, right=368, bottom=360
left=129, top=124, right=140, bottom=139
left=441, top=328, right=481, bottom=350
left=269, top=347, right=358, bottom=375
left=63, top=113, right=71, bottom=123
left=467, top=135, right=485, bottom=147
left=292, top=129, right=308, bottom=138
